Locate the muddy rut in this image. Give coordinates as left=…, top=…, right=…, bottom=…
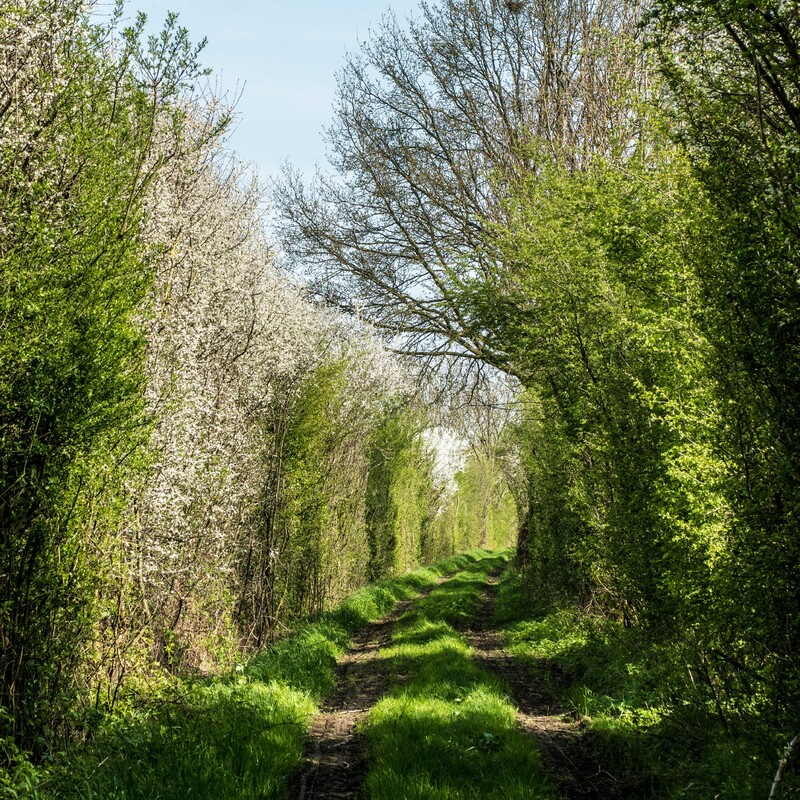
left=464, top=573, right=624, bottom=799
left=288, top=578, right=448, bottom=800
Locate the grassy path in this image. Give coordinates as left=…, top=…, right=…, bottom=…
left=293, top=550, right=630, bottom=800
left=50, top=550, right=630, bottom=800
left=289, top=549, right=563, bottom=800
left=51, top=553, right=486, bottom=800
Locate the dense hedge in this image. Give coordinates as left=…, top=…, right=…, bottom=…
left=0, top=2, right=516, bottom=768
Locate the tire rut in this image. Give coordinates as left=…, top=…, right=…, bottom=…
left=288, top=576, right=449, bottom=800
left=463, top=573, right=624, bottom=800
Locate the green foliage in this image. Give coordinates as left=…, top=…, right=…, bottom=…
left=362, top=552, right=556, bottom=800
left=0, top=2, right=213, bottom=751
left=429, top=455, right=518, bottom=559
left=239, top=357, right=369, bottom=642
left=496, top=568, right=797, bottom=798
left=476, top=88, right=800, bottom=773
left=648, top=0, right=800, bottom=743
left=0, top=710, right=51, bottom=799
left=270, top=0, right=799, bottom=788
left=365, top=408, right=436, bottom=578
left=15, top=0, right=800, bottom=793
left=273, top=360, right=349, bottom=618
left=364, top=409, right=516, bottom=583
left=466, top=141, right=722, bottom=629
left=0, top=0, right=518, bottom=778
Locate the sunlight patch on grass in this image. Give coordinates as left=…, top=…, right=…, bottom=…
left=365, top=689, right=547, bottom=800
left=61, top=680, right=314, bottom=799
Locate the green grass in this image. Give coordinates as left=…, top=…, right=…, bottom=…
left=361, top=551, right=557, bottom=799
left=494, top=567, right=789, bottom=800
left=15, top=550, right=493, bottom=800
left=54, top=681, right=315, bottom=800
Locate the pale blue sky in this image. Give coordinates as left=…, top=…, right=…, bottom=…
left=112, top=1, right=421, bottom=180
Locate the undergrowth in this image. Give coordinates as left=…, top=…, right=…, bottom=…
left=495, top=566, right=796, bottom=799
left=361, top=550, right=557, bottom=799
left=5, top=550, right=489, bottom=800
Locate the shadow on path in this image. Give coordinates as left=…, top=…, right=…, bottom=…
left=464, top=574, right=624, bottom=800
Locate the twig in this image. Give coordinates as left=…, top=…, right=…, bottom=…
left=769, top=732, right=800, bottom=800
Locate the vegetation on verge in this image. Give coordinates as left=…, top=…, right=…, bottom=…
left=11, top=552, right=488, bottom=799
left=495, top=568, right=800, bottom=798
left=0, top=2, right=515, bottom=784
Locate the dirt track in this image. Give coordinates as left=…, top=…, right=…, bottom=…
left=464, top=573, right=624, bottom=799
left=288, top=569, right=626, bottom=800
left=288, top=578, right=448, bottom=800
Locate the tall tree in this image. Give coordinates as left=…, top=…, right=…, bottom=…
left=649, top=0, right=800, bottom=727
left=274, top=0, right=645, bottom=373
left=0, top=2, right=212, bottom=748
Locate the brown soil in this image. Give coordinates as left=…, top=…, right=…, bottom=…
left=463, top=572, right=625, bottom=799
left=287, top=578, right=448, bottom=800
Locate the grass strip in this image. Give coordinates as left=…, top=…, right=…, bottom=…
left=361, top=550, right=557, bottom=800
left=37, top=550, right=491, bottom=800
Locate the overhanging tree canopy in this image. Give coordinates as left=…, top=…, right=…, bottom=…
left=274, top=0, right=646, bottom=375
